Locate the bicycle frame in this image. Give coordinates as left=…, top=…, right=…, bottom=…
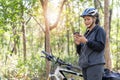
left=41, top=51, right=82, bottom=80
left=47, top=66, right=82, bottom=80
left=48, top=66, right=65, bottom=80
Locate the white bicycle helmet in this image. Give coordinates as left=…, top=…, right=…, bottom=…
left=81, top=8, right=98, bottom=17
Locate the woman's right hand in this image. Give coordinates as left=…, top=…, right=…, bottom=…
left=73, top=34, right=82, bottom=45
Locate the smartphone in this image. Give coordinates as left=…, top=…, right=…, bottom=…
left=73, top=32, right=79, bottom=35
left=73, top=32, right=81, bottom=37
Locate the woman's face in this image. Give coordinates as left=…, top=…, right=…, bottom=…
left=83, top=16, right=95, bottom=28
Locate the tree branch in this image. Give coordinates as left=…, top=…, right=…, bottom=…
left=97, top=0, right=104, bottom=13
left=40, top=0, right=48, bottom=11
left=25, top=17, right=32, bottom=25
left=29, top=14, right=45, bottom=33
left=32, top=16, right=45, bottom=33
left=40, top=0, right=44, bottom=9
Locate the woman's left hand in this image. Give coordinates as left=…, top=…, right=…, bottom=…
left=79, top=35, right=88, bottom=44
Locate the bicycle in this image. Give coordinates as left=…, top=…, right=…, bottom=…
left=41, top=51, right=83, bottom=80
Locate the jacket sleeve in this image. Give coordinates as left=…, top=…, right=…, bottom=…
left=76, top=43, right=84, bottom=54
left=86, top=28, right=106, bottom=52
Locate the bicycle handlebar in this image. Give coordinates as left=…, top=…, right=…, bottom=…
left=41, top=51, right=81, bottom=70
left=41, top=51, right=55, bottom=61
left=41, top=51, right=66, bottom=65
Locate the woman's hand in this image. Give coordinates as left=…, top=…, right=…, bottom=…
left=73, top=34, right=88, bottom=45
left=79, top=35, right=88, bottom=44
left=73, top=33, right=82, bottom=45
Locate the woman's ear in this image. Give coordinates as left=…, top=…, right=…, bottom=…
left=93, top=17, right=97, bottom=21
left=92, top=17, right=97, bottom=23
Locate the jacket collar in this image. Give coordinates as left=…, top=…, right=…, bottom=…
left=84, top=25, right=99, bottom=37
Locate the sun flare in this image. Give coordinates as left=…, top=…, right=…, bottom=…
left=46, top=0, right=61, bottom=25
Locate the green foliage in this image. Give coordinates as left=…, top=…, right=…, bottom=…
left=110, top=17, right=120, bottom=70
left=0, top=0, right=120, bottom=79
left=15, top=53, right=46, bottom=79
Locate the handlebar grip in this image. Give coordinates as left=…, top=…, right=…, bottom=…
left=41, top=51, right=50, bottom=56
left=41, top=51, right=54, bottom=61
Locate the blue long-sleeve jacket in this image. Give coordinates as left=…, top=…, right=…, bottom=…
left=76, top=25, right=106, bottom=68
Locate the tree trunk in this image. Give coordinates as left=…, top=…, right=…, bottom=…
left=13, top=26, right=17, bottom=55
left=21, top=1, right=26, bottom=62
left=22, top=21, right=26, bottom=61
left=104, top=0, right=112, bottom=70
left=67, top=29, right=70, bottom=55
left=45, top=16, right=51, bottom=78
left=41, top=0, right=51, bottom=78
left=21, top=1, right=26, bottom=61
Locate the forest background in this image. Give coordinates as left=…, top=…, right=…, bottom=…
left=0, top=0, right=120, bottom=80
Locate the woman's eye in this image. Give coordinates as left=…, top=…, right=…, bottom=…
left=84, top=18, right=90, bottom=21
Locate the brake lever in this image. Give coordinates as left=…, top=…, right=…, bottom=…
left=41, top=55, right=52, bottom=61
left=46, top=56, right=53, bottom=61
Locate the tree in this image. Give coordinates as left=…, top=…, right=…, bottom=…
left=40, top=0, right=66, bottom=78
left=104, top=0, right=112, bottom=70
left=20, top=0, right=37, bottom=61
